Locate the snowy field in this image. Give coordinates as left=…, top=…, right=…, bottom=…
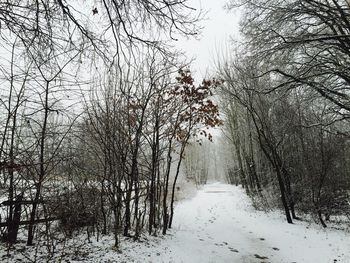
left=1, top=183, right=349, bottom=262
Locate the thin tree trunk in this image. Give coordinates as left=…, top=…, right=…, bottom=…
left=168, top=149, right=184, bottom=229
left=162, top=141, right=173, bottom=235
left=27, top=81, right=50, bottom=245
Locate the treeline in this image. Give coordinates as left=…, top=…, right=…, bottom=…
left=220, top=0, right=350, bottom=227
left=0, top=0, right=222, bottom=255
left=75, top=60, right=222, bottom=245
left=0, top=49, right=221, bottom=249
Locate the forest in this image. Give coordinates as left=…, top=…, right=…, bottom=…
left=221, top=0, right=350, bottom=228
left=0, top=0, right=349, bottom=262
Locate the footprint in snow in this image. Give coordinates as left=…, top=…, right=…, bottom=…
left=254, top=254, right=269, bottom=260
left=228, top=247, right=239, bottom=253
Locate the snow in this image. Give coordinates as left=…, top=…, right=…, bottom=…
left=152, top=183, right=350, bottom=263
left=1, top=182, right=350, bottom=262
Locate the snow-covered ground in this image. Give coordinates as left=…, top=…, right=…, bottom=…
left=156, top=183, right=350, bottom=263
left=76, top=183, right=350, bottom=263
left=2, top=182, right=350, bottom=262
left=114, top=182, right=349, bottom=263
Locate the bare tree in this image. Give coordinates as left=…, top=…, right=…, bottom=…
left=227, top=0, right=350, bottom=114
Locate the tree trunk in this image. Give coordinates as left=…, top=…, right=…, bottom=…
left=168, top=150, right=183, bottom=229
left=27, top=81, right=50, bottom=246
left=162, top=143, right=173, bottom=235
left=7, top=194, right=23, bottom=244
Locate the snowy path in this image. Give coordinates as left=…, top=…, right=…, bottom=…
left=78, top=183, right=349, bottom=263
left=158, top=182, right=283, bottom=263
left=150, top=183, right=350, bottom=263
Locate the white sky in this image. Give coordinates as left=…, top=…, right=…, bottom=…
left=176, top=0, right=241, bottom=80
left=173, top=0, right=242, bottom=139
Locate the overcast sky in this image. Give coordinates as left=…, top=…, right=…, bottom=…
left=176, top=0, right=241, bottom=79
